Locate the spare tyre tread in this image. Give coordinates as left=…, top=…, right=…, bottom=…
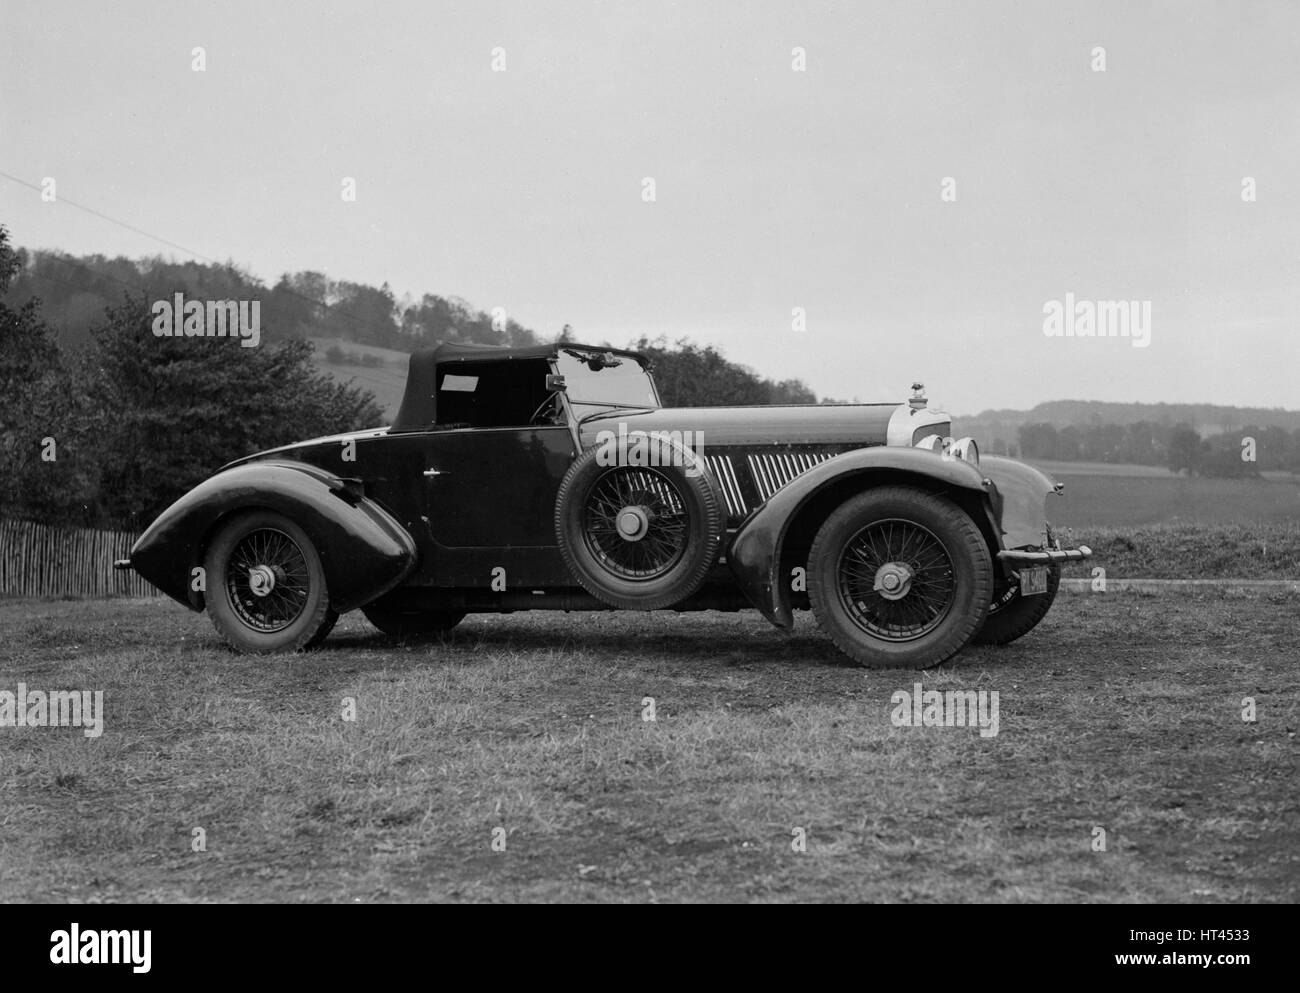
left=554, top=438, right=724, bottom=610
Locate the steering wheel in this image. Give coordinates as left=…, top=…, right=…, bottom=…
left=528, top=393, right=562, bottom=426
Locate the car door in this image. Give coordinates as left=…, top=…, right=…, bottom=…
left=417, top=425, right=577, bottom=586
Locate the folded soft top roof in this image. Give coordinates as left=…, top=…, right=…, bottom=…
left=390, top=342, right=648, bottom=432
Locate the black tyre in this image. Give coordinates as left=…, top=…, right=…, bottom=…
left=555, top=436, right=724, bottom=610
left=973, top=564, right=1060, bottom=645
left=807, top=486, right=993, bottom=669
left=362, top=605, right=466, bottom=638
left=205, top=510, right=334, bottom=653
left=304, top=610, right=340, bottom=648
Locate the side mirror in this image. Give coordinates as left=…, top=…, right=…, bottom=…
left=545, top=373, right=566, bottom=392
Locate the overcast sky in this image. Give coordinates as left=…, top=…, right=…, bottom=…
left=3, top=0, right=1297, bottom=413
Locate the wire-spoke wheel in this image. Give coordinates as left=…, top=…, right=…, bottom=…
left=581, top=467, right=690, bottom=581
left=808, top=487, right=992, bottom=668
left=205, top=510, right=334, bottom=653
left=226, top=528, right=312, bottom=633
left=836, top=519, right=956, bottom=641
left=556, top=437, right=724, bottom=609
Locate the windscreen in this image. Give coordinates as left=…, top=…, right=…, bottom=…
left=555, top=350, right=659, bottom=408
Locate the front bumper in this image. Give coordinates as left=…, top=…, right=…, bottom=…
left=998, top=545, right=1092, bottom=563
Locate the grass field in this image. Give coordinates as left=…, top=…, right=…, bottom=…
left=1048, top=472, right=1300, bottom=528
left=2, top=592, right=1296, bottom=903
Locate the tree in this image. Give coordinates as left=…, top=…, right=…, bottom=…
left=627, top=336, right=818, bottom=406
left=770, top=377, right=817, bottom=404
left=4, top=250, right=549, bottom=356
left=1017, top=423, right=1059, bottom=460
left=263, top=272, right=326, bottom=339
left=78, top=294, right=384, bottom=527
left=1199, top=446, right=1259, bottom=478
left=1167, top=424, right=1205, bottom=475
left=0, top=225, right=94, bottom=523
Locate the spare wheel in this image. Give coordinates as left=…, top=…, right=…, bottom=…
left=554, top=436, right=724, bottom=610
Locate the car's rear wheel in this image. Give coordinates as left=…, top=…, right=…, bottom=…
left=205, top=510, right=335, bottom=653
left=807, top=487, right=993, bottom=669
left=973, top=564, right=1061, bottom=645
left=362, top=605, right=466, bottom=638
left=555, top=438, right=724, bottom=610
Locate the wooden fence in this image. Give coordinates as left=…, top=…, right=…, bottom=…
left=0, top=518, right=160, bottom=598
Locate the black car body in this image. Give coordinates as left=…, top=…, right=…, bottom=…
left=119, top=341, right=1091, bottom=668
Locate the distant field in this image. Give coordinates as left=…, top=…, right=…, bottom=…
left=1047, top=471, right=1300, bottom=528
left=1034, top=458, right=1299, bottom=485
left=310, top=338, right=408, bottom=420
left=1032, top=460, right=1175, bottom=478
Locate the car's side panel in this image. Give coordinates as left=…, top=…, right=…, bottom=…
left=725, top=446, right=992, bottom=629
left=129, top=460, right=417, bottom=613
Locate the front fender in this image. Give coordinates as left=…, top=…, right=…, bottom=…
left=128, top=460, right=417, bottom=613
left=978, top=455, right=1057, bottom=551
left=726, top=446, right=991, bottom=629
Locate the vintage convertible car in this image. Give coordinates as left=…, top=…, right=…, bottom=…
left=116, top=342, right=1091, bottom=668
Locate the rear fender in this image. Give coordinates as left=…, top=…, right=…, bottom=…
left=726, top=446, right=993, bottom=629
left=128, top=460, right=417, bottom=613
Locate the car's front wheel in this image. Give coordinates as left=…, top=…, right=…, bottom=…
left=807, top=487, right=993, bottom=669
left=973, top=564, right=1061, bottom=645
left=204, top=510, right=336, bottom=653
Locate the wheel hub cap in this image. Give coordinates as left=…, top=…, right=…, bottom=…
left=872, top=562, right=913, bottom=601
left=616, top=506, right=650, bottom=541
left=248, top=564, right=278, bottom=597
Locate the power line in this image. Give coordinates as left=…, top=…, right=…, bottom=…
left=0, top=167, right=541, bottom=347
left=0, top=169, right=224, bottom=265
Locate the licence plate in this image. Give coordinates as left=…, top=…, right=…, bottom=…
left=1018, top=566, right=1049, bottom=597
